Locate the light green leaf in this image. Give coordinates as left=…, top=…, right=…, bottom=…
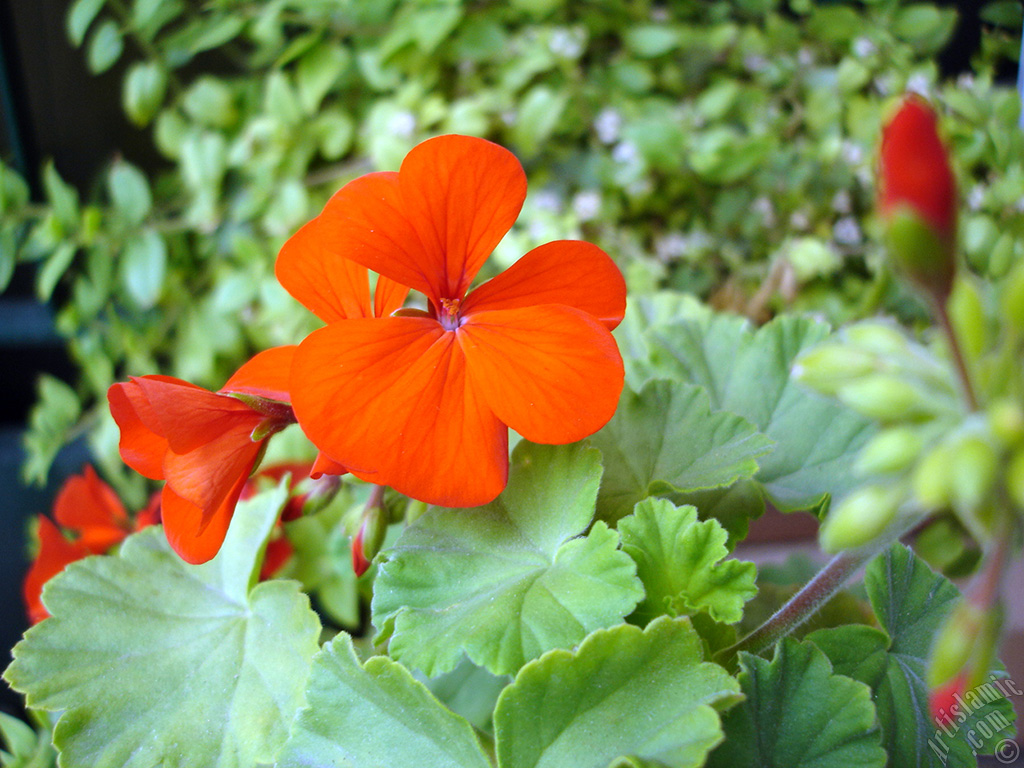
left=619, top=498, right=757, bottom=624
left=41, top=162, right=78, bottom=228
left=513, top=85, right=568, bottom=157
left=276, top=634, right=491, bottom=768
left=86, top=19, right=123, bottom=74
left=808, top=545, right=1017, bottom=768
left=4, top=485, right=321, bottom=768
left=707, top=639, right=886, bottom=768
left=591, top=380, right=774, bottom=523
left=120, top=228, right=166, bottom=308
left=0, top=713, right=55, bottom=768
left=642, top=315, right=875, bottom=513
left=494, top=616, right=742, bottom=768
left=122, top=62, right=168, bottom=126
left=372, top=441, right=643, bottom=677
left=36, top=243, right=76, bottom=302
left=296, top=42, right=350, bottom=114
left=107, top=161, right=151, bottom=225
left=67, top=0, right=105, bottom=46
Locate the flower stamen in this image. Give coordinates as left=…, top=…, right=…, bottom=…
left=439, top=298, right=462, bottom=330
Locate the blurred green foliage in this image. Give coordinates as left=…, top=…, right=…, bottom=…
left=0, top=0, right=1021, bottom=495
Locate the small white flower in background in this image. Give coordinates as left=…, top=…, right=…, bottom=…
left=655, top=232, right=689, bottom=262
left=831, top=190, right=852, bottom=214
left=841, top=140, right=864, bottom=166
left=1015, top=196, right=1024, bottom=213
left=572, top=190, right=602, bottom=221
left=906, top=73, right=931, bottom=97
left=744, top=54, right=768, bottom=74
left=798, top=48, right=815, bottom=67
left=852, top=37, right=876, bottom=58
left=833, top=217, right=863, bottom=245
left=873, top=74, right=893, bottom=96
left=752, top=196, right=776, bottom=228
left=612, top=141, right=638, bottom=164
left=968, top=185, right=986, bottom=211
left=650, top=6, right=669, bottom=22
left=594, top=108, right=623, bottom=144
left=626, top=178, right=652, bottom=198
left=958, top=73, right=976, bottom=90
left=549, top=28, right=584, bottom=59
left=501, top=109, right=517, bottom=126
left=789, top=210, right=811, bottom=231
left=531, top=190, right=563, bottom=214
left=387, top=110, right=416, bottom=139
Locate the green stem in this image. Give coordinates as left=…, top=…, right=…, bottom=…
left=934, top=299, right=979, bottom=412
left=714, top=549, right=869, bottom=663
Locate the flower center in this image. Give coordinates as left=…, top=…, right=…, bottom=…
left=439, top=298, right=462, bottom=331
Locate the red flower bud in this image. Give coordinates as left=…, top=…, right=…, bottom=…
left=351, top=525, right=372, bottom=577
left=879, top=96, right=958, bottom=300
left=930, top=671, right=969, bottom=727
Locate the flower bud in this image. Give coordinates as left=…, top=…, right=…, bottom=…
left=793, top=345, right=877, bottom=396
left=1006, top=448, right=1024, bottom=510
left=855, top=427, right=923, bottom=475
left=878, top=96, right=957, bottom=301
left=913, top=443, right=954, bottom=508
left=987, top=399, right=1024, bottom=448
left=844, top=321, right=910, bottom=357
left=351, top=497, right=388, bottom=577
left=949, top=436, right=997, bottom=510
left=930, top=672, right=969, bottom=727
left=820, top=484, right=901, bottom=552
left=837, top=375, right=927, bottom=422
left=928, top=599, right=986, bottom=689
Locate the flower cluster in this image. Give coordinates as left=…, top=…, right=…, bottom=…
left=101, top=135, right=625, bottom=565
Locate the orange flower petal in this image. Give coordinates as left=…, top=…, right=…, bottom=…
left=131, top=376, right=262, bottom=455
left=23, top=516, right=92, bottom=624
left=311, top=452, right=348, bottom=479
left=160, top=482, right=241, bottom=564
left=108, top=381, right=169, bottom=480
left=277, top=217, right=370, bottom=322
left=162, top=426, right=264, bottom=513
left=459, top=305, right=624, bottom=444
left=53, top=466, right=129, bottom=552
left=221, top=345, right=298, bottom=402
left=290, top=317, right=507, bottom=506
left=317, top=137, right=526, bottom=305
left=461, top=240, right=627, bottom=330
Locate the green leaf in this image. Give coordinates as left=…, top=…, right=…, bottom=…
left=372, top=440, right=643, bottom=677
left=591, top=380, right=774, bottom=523
left=707, top=639, right=886, bottom=768
left=107, top=161, right=151, bottom=225
left=36, top=243, right=76, bottom=302
left=276, top=634, right=491, bottom=768
left=619, top=498, right=757, bottom=625
left=22, top=375, right=80, bottom=484
left=512, top=85, right=568, bottom=157
left=419, top=657, right=510, bottom=736
left=120, top=228, right=166, bottom=308
left=807, top=545, right=1017, bottom=767
left=296, top=42, right=350, bottom=114
left=4, top=485, right=321, bottom=768
left=494, top=616, right=742, bottom=768
left=86, top=19, right=123, bottom=74
left=122, top=62, right=168, bottom=126
left=642, top=315, right=875, bottom=514
left=0, top=713, right=55, bottom=768
left=67, top=0, right=106, bottom=47
left=41, top=162, right=78, bottom=228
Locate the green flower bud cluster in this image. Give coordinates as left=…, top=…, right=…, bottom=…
left=797, top=317, right=1024, bottom=551
left=928, top=597, right=1003, bottom=694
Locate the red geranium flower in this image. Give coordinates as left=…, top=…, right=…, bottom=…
left=107, top=346, right=297, bottom=564
left=23, top=466, right=156, bottom=624
left=277, top=135, right=626, bottom=507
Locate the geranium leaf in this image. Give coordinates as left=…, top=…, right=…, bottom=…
left=4, top=484, right=321, bottom=768
left=275, top=633, right=491, bottom=768
left=619, top=498, right=757, bottom=624
left=641, top=314, right=875, bottom=514
left=706, top=639, right=887, bottom=768
left=372, top=440, right=644, bottom=677
left=807, top=544, right=1018, bottom=768
left=493, top=616, right=742, bottom=768
left=591, top=380, right=775, bottom=523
